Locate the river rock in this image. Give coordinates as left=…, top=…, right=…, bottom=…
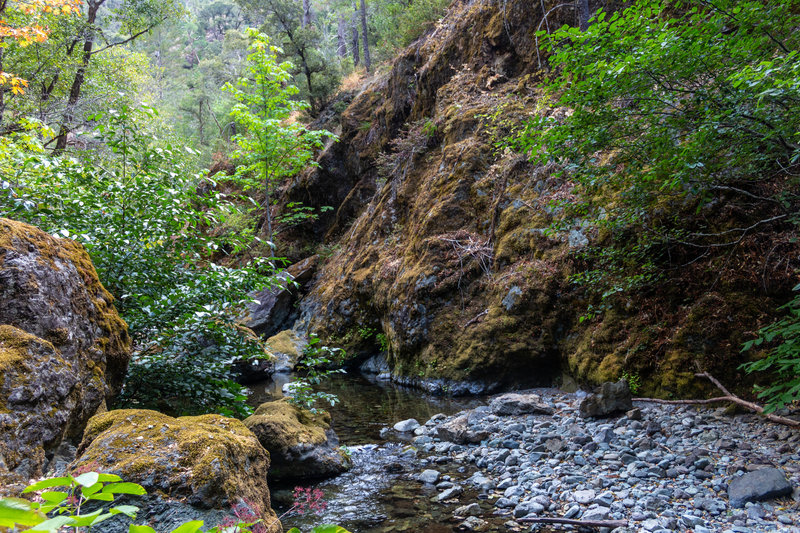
left=72, top=409, right=279, bottom=532
left=244, top=399, right=350, bottom=480
left=394, top=418, right=421, bottom=432
left=728, top=467, right=793, bottom=507
left=579, top=380, right=633, bottom=418
left=0, top=219, right=131, bottom=490
left=489, top=393, right=554, bottom=416
left=433, top=413, right=490, bottom=444
left=419, top=469, right=441, bottom=484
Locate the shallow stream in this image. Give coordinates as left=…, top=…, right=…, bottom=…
left=246, top=372, right=489, bottom=532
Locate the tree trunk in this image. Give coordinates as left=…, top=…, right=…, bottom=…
left=359, top=0, right=370, bottom=72
left=55, top=0, right=104, bottom=152
left=337, top=14, right=347, bottom=57
left=577, top=0, right=590, bottom=31
left=351, top=4, right=360, bottom=66
left=302, top=0, right=312, bottom=29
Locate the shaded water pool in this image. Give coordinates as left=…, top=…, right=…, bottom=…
left=245, top=372, right=488, bottom=532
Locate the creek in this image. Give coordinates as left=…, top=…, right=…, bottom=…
left=246, top=372, right=488, bottom=532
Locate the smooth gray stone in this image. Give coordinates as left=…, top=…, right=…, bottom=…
left=728, top=468, right=792, bottom=507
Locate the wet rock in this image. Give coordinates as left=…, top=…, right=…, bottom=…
left=0, top=219, right=130, bottom=490
left=459, top=516, right=488, bottom=531
left=433, top=413, right=490, bottom=444
left=437, top=485, right=463, bottom=501
left=489, top=393, right=554, bottom=416
left=579, top=380, right=633, bottom=418
left=454, top=503, right=481, bottom=517
left=419, top=469, right=441, bottom=484
left=244, top=399, right=350, bottom=481
left=394, top=418, right=421, bottom=432
left=728, top=468, right=793, bottom=507
left=72, top=409, right=279, bottom=532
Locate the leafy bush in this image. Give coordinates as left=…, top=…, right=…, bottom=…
left=0, top=472, right=352, bottom=533
left=0, top=106, right=276, bottom=417
left=741, top=286, right=800, bottom=413
left=518, top=0, right=800, bottom=301
left=286, top=335, right=345, bottom=414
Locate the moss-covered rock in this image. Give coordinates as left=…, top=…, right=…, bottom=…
left=264, top=330, right=307, bottom=373
left=0, top=218, right=131, bottom=490
left=244, top=399, right=350, bottom=481
left=73, top=409, right=280, bottom=532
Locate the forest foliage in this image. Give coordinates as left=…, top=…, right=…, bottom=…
left=522, top=0, right=800, bottom=410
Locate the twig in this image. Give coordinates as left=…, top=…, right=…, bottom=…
left=464, top=309, right=488, bottom=327
left=518, top=517, right=628, bottom=528
left=634, top=372, right=800, bottom=429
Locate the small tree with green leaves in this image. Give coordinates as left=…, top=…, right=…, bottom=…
left=224, top=30, right=334, bottom=243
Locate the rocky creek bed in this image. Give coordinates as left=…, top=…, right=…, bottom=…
left=275, top=380, right=800, bottom=533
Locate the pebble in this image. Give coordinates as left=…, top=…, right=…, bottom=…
left=407, top=388, right=800, bottom=532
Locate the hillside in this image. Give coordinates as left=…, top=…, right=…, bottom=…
left=272, top=0, right=800, bottom=399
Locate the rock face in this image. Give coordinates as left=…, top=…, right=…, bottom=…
left=72, top=409, right=280, bottom=532
left=578, top=380, right=633, bottom=418
left=244, top=399, right=350, bottom=481
left=728, top=468, right=793, bottom=508
left=0, top=218, right=131, bottom=489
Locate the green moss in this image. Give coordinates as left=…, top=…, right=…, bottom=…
left=244, top=399, right=330, bottom=453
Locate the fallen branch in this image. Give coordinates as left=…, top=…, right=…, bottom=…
left=518, top=516, right=627, bottom=528
left=633, top=372, right=800, bottom=429
left=464, top=309, right=488, bottom=327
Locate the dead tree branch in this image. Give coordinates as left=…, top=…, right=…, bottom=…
left=634, top=372, right=800, bottom=429
left=518, top=517, right=628, bottom=528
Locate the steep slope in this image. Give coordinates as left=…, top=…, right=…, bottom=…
left=276, top=0, right=797, bottom=397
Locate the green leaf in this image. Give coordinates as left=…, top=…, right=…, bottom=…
left=29, top=515, right=76, bottom=531
left=169, top=520, right=205, bottom=533
left=103, top=482, right=148, bottom=496
left=39, top=491, right=68, bottom=504
left=311, top=525, right=353, bottom=533
left=0, top=498, right=46, bottom=527
left=87, top=492, right=115, bottom=502
left=111, top=504, right=141, bottom=518
left=74, top=471, right=100, bottom=487
left=22, top=477, right=72, bottom=493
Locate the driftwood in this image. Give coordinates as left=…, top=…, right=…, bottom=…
left=518, top=516, right=627, bottom=528
left=634, top=372, right=800, bottom=429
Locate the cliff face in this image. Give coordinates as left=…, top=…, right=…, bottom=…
left=277, top=0, right=795, bottom=396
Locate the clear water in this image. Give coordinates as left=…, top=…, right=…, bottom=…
left=245, top=372, right=490, bottom=532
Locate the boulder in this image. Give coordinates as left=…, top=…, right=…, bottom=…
left=728, top=467, right=793, bottom=508
left=72, top=409, right=280, bottom=532
left=0, top=219, right=130, bottom=489
left=244, top=399, right=350, bottom=481
left=242, top=256, right=319, bottom=339
left=489, top=393, right=554, bottom=416
left=578, top=380, right=633, bottom=418
left=433, top=410, right=490, bottom=445
left=393, top=418, right=420, bottom=432
left=265, top=330, right=307, bottom=373
left=243, top=272, right=295, bottom=338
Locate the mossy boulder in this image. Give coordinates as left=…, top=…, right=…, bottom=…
left=265, top=330, right=307, bottom=373
left=0, top=218, right=130, bottom=490
left=73, top=409, right=280, bottom=531
left=244, top=399, right=350, bottom=481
